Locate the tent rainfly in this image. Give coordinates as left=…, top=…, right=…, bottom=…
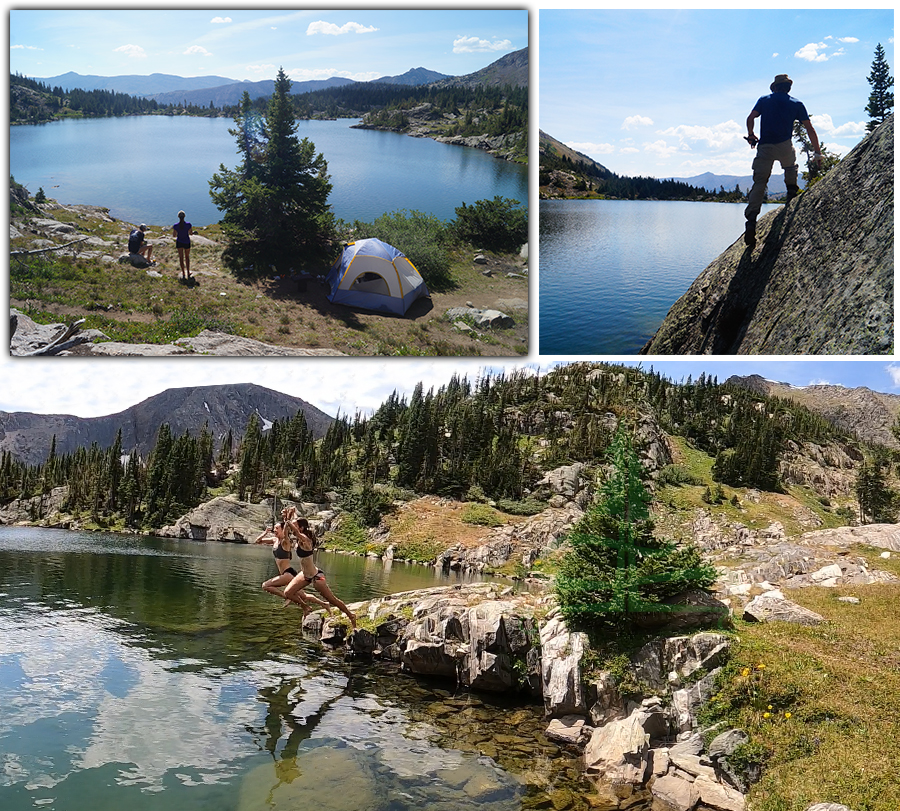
left=325, top=238, right=429, bottom=315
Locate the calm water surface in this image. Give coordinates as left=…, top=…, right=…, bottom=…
left=539, top=199, right=781, bottom=354
left=9, top=116, right=527, bottom=227
left=0, top=527, right=596, bottom=811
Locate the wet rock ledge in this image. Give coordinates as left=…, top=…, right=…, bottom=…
left=305, top=581, right=753, bottom=811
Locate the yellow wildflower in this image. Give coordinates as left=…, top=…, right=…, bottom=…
left=784, top=712, right=792, bottom=719
left=741, top=667, right=750, bottom=677
left=763, top=712, right=771, bottom=719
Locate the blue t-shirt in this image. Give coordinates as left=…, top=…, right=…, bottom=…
left=753, top=92, right=810, bottom=144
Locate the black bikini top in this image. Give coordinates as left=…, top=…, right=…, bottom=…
left=273, top=541, right=292, bottom=560
left=296, top=545, right=314, bottom=558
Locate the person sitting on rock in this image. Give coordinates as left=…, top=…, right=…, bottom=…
left=743, top=74, right=821, bottom=249
left=128, top=224, right=154, bottom=264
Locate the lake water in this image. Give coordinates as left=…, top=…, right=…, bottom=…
left=9, top=116, right=527, bottom=227
left=539, top=199, right=781, bottom=355
left=0, top=527, right=592, bottom=811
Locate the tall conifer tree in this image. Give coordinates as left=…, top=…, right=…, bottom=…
left=866, top=43, right=894, bottom=132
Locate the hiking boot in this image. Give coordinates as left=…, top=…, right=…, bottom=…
left=743, top=218, right=757, bottom=249
left=785, top=184, right=800, bottom=202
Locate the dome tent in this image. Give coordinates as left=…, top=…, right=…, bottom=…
left=325, top=238, right=429, bottom=316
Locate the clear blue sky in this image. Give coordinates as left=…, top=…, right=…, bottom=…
left=540, top=9, right=894, bottom=178
left=4, top=360, right=900, bottom=420
left=10, top=9, right=527, bottom=84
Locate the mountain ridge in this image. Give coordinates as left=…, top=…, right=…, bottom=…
left=0, top=383, right=334, bottom=466
left=726, top=374, right=900, bottom=448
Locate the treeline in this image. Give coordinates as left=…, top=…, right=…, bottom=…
left=0, top=364, right=859, bottom=531
left=219, top=81, right=528, bottom=142
left=10, top=72, right=167, bottom=122
left=540, top=152, right=750, bottom=202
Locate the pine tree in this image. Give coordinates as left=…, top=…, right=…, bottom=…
left=209, top=69, right=334, bottom=273
left=865, top=43, right=894, bottom=132
left=855, top=458, right=899, bottom=523
left=555, top=425, right=716, bottom=633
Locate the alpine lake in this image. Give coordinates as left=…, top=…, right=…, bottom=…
left=9, top=116, right=528, bottom=228
left=539, top=199, right=783, bottom=355
left=0, top=527, right=599, bottom=811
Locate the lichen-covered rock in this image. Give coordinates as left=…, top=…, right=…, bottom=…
left=642, top=115, right=893, bottom=355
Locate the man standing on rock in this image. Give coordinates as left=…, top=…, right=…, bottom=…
left=743, top=74, right=821, bottom=248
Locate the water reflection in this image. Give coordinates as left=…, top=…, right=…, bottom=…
left=0, top=527, right=594, bottom=811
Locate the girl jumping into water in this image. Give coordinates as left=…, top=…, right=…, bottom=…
left=254, top=520, right=330, bottom=615
left=282, top=507, right=357, bottom=628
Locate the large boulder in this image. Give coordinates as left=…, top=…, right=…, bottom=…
left=642, top=115, right=893, bottom=355
left=540, top=613, right=587, bottom=716
left=583, top=710, right=655, bottom=785
left=158, top=495, right=277, bottom=541
left=743, top=591, right=826, bottom=626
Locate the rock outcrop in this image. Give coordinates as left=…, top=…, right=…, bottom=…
left=642, top=115, right=893, bottom=355
left=157, top=495, right=335, bottom=541
left=10, top=309, right=346, bottom=357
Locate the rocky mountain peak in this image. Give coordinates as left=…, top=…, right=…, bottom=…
left=0, top=383, right=334, bottom=466
left=642, top=114, right=893, bottom=355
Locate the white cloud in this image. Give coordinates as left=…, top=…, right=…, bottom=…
left=795, top=42, right=830, bottom=62
left=567, top=141, right=616, bottom=155
left=810, top=113, right=868, bottom=138
left=307, top=21, right=379, bottom=36
left=837, top=37, right=859, bottom=43
left=453, top=36, right=512, bottom=53
left=658, top=120, right=742, bottom=149
left=287, top=67, right=380, bottom=82
left=210, top=17, right=232, bottom=24
left=772, top=52, right=779, bottom=58
left=183, top=46, right=212, bottom=58
left=10, top=44, right=42, bottom=51
left=113, top=44, right=147, bottom=59
left=622, top=115, right=653, bottom=130
left=620, top=147, right=640, bottom=154
left=246, top=63, right=277, bottom=76
left=887, top=364, right=900, bottom=388
left=645, top=140, right=680, bottom=159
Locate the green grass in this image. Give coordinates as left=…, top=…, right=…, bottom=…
left=658, top=436, right=853, bottom=539
left=699, top=583, right=900, bottom=810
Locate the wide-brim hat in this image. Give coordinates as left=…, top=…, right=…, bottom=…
left=770, top=74, right=793, bottom=91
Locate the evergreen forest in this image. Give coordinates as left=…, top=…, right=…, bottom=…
left=2, top=363, right=884, bottom=533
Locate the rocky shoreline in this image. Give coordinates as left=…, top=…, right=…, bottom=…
left=352, top=102, right=526, bottom=163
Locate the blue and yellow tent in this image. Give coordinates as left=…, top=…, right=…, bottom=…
left=325, top=238, right=429, bottom=315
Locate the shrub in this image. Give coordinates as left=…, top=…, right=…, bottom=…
left=657, top=464, right=703, bottom=487
left=341, top=484, right=395, bottom=527
left=349, top=209, right=453, bottom=291
left=453, top=196, right=527, bottom=253
left=461, top=503, right=504, bottom=526
left=496, top=497, right=546, bottom=516
left=328, top=513, right=369, bottom=552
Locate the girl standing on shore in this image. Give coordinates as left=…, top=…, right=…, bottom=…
left=172, top=210, right=194, bottom=280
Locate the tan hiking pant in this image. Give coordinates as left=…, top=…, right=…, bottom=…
left=745, top=139, right=798, bottom=220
